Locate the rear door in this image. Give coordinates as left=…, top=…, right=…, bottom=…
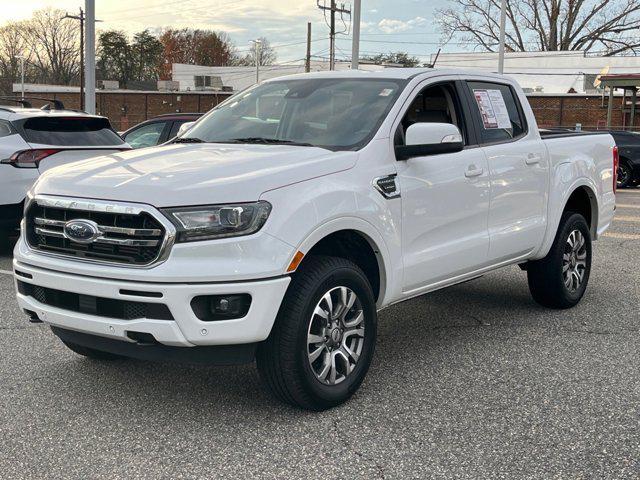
left=463, top=80, right=549, bottom=263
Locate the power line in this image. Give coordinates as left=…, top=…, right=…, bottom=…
left=317, top=0, right=351, bottom=70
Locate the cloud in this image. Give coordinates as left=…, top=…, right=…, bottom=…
left=377, top=16, right=428, bottom=33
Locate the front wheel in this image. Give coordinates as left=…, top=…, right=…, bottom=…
left=527, top=212, right=592, bottom=309
left=257, top=256, right=377, bottom=411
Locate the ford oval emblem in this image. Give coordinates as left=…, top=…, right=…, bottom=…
left=63, top=219, right=100, bottom=244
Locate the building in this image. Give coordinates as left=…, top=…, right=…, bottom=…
left=430, top=51, right=640, bottom=94
left=170, top=60, right=382, bottom=93
left=12, top=83, right=232, bottom=131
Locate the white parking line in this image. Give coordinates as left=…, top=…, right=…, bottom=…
left=617, top=190, right=640, bottom=195
left=0, top=269, right=13, bottom=276
left=617, top=204, right=640, bottom=209
left=604, top=232, right=640, bottom=240
left=614, top=215, right=640, bottom=223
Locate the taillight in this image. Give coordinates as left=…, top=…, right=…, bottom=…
left=613, top=145, right=619, bottom=194
left=1, top=149, right=60, bottom=168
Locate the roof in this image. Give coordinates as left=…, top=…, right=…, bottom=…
left=0, top=107, right=105, bottom=121
left=599, top=74, right=640, bottom=88
left=263, top=68, right=509, bottom=82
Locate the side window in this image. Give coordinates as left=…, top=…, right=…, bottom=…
left=395, top=83, right=466, bottom=146
left=124, top=122, right=166, bottom=149
left=467, top=81, right=526, bottom=144
left=0, top=120, right=14, bottom=138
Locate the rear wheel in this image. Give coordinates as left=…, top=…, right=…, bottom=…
left=527, top=212, right=592, bottom=309
left=257, top=255, right=377, bottom=411
left=60, top=339, right=123, bottom=360
left=617, top=161, right=633, bottom=189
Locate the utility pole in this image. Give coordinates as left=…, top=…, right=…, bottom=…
left=63, top=8, right=85, bottom=110
left=498, top=0, right=507, bottom=74
left=18, top=56, right=25, bottom=100
left=85, top=0, right=96, bottom=114
left=317, top=1, right=351, bottom=70
left=351, top=0, right=361, bottom=70
left=306, top=22, right=312, bottom=73
left=252, top=39, right=262, bottom=84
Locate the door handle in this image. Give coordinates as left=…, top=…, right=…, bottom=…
left=525, top=154, right=542, bottom=165
left=465, top=166, right=484, bottom=178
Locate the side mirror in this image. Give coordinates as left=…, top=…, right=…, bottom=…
left=396, top=123, right=464, bottom=160
left=177, top=121, right=195, bottom=137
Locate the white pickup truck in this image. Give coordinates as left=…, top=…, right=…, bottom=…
left=12, top=69, right=617, bottom=410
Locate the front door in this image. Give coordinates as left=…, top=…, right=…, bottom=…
left=395, top=80, right=491, bottom=293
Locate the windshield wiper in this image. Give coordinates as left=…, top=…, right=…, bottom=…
left=174, top=137, right=205, bottom=144
left=224, top=137, right=315, bottom=147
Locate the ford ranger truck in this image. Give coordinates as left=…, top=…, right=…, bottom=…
left=12, top=70, right=617, bottom=410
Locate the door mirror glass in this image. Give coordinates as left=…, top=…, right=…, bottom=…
left=396, top=123, right=464, bottom=160
left=177, top=121, right=195, bottom=137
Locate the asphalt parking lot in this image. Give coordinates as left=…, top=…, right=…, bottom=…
left=1, top=190, right=639, bottom=480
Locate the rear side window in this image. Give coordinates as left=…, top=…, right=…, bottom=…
left=0, top=119, right=15, bottom=137
left=21, top=117, right=124, bottom=146
left=467, top=82, right=526, bottom=143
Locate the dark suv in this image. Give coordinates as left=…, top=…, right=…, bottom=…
left=610, top=130, right=640, bottom=188
left=121, top=113, right=203, bottom=149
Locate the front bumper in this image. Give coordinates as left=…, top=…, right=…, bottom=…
left=14, top=260, right=290, bottom=347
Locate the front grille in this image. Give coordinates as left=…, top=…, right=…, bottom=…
left=17, top=281, right=174, bottom=321
left=26, top=202, right=167, bottom=266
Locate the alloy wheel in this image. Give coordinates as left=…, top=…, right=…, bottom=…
left=307, top=286, right=365, bottom=385
left=562, top=229, right=588, bottom=293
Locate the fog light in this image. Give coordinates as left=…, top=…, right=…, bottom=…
left=191, top=294, right=251, bottom=321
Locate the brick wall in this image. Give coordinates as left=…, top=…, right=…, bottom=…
left=23, top=91, right=233, bottom=131
left=526, top=94, right=633, bottom=131
left=21, top=91, right=637, bottom=132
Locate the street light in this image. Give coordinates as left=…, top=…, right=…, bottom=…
left=16, top=56, right=25, bottom=100
left=251, top=39, right=262, bottom=84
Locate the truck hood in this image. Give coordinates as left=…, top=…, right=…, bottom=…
left=34, top=143, right=356, bottom=207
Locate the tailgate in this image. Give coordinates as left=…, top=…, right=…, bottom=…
left=33, top=147, right=126, bottom=173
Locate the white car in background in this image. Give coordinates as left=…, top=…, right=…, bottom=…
left=0, top=100, right=130, bottom=240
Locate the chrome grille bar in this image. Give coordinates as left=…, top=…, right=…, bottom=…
left=34, top=217, right=162, bottom=237
left=35, top=226, right=160, bottom=247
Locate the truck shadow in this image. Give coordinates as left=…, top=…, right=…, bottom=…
left=28, top=267, right=556, bottom=417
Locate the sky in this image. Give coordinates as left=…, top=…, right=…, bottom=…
left=0, top=0, right=453, bottom=63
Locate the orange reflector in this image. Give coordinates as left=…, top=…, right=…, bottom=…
left=287, top=251, right=305, bottom=272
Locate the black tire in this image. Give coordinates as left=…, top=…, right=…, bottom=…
left=0, top=228, right=10, bottom=252
left=527, top=212, right=592, bottom=309
left=617, top=161, right=633, bottom=189
left=257, top=255, right=377, bottom=411
left=61, top=339, right=123, bottom=360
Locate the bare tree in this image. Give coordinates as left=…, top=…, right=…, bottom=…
left=439, top=0, right=640, bottom=55
left=23, top=8, right=80, bottom=84
left=0, top=21, right=33, bottom=95
left=236, top=37, right=277, bottom=66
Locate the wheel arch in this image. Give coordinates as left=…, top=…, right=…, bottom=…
left=562, top=184, right=598, bottom=237
left=290, top=218, right=392, bottom=306
left=533, top=180, right=599, bottom=260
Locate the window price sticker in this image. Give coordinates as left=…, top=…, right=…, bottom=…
left=473, top=89, right=511, bottom=130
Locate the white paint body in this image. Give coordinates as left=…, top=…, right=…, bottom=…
left=12, top=69, right=616, bottom=348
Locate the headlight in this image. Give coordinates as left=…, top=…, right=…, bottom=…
left=162, top=201, right=271, bottom=243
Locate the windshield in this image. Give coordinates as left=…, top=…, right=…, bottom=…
left=184, top=78, right=406, bottom=150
